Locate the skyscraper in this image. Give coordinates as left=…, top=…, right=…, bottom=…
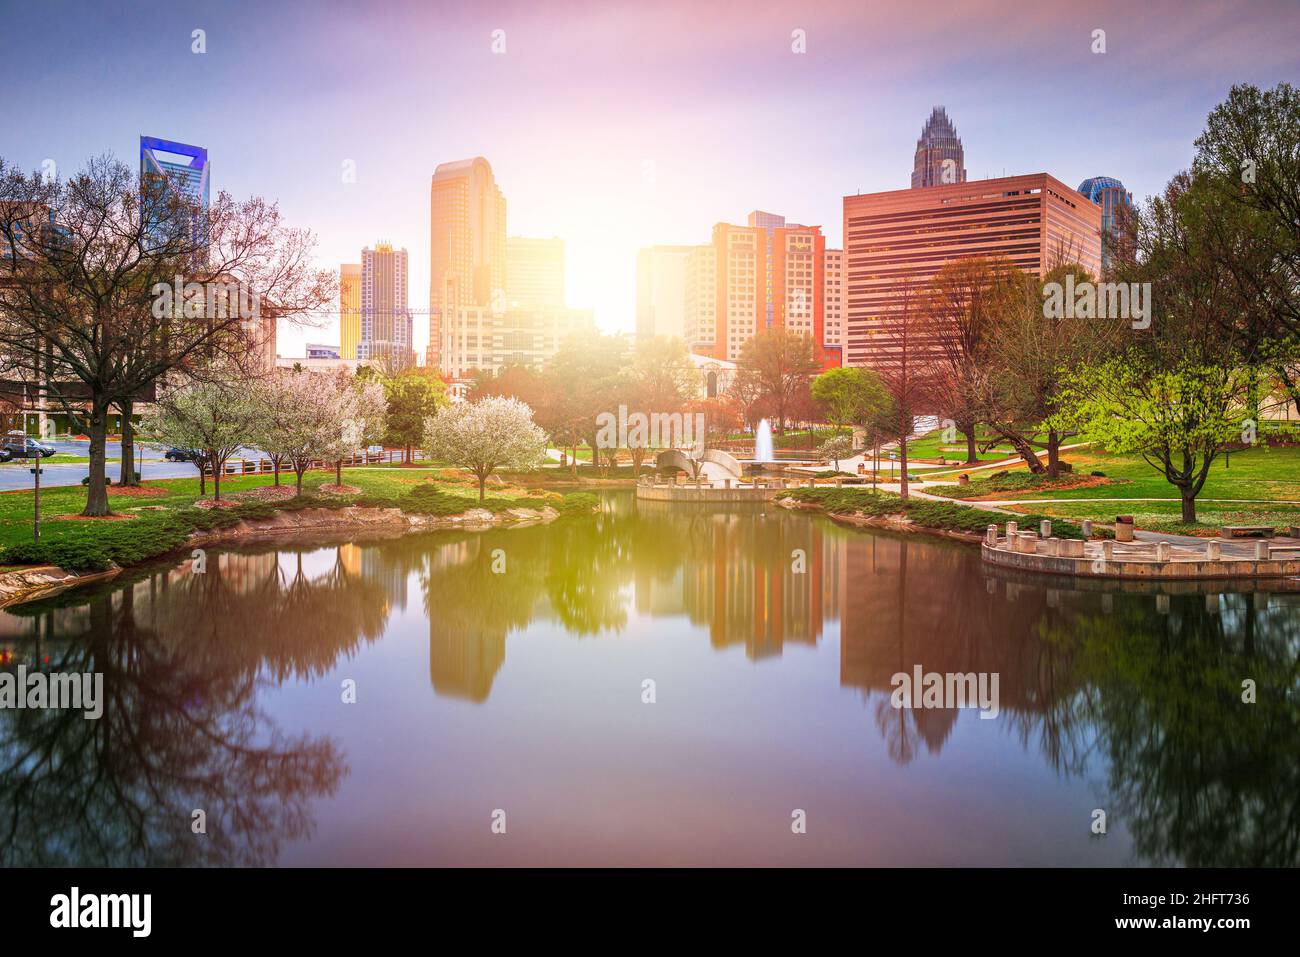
left=139, top=136, right=209, bottom=244
left=428, top=157, right=506, bottom=367
left=360, top=242, right=413, bottom=368
left=339, top=263, right=361, bottom=360
left=910, top=107, right=966, bottom=189
left=710, top=216, right=825, bottom=362
left=843, top=173, right=1102, bottom=369
left=823, top=248, right=845, bottom=361
left=506, top=236, right=565, bottom=309
left=1077, top=176, right=1134, bottom=272
left=635, top=245, right=692, bottom=340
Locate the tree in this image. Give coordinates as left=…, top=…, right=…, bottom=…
left=925, top=256, right=1008, bottom=463
left=872, top=279, right=935, bottom=499
left=978, top=263, right=1122, bottom=476
left=425, top=395, right=547, bottom=501
left=254, top=369, right=381, bottom=494
left=1191, top=82, right=1300, bottom=407
left=1056, top=168, right=1254, bottom=523
left=811, top=366, right=890, bottom=436
left=363, top=366, right=447, bottom=463
left=617, top=336, right=697, bottom=473
left=733, top=327, right=819, bottom=434
left=539, top=332, right=629, bottom=475
left=141, top=379, right=261, bottom=501
left=1057, top=356, right=1247, bottom=523
left=819, top=434, right=854, bottom=471
left=0, top=155, right=332, bottom=515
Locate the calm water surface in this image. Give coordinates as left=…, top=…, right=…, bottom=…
left=1, top=492, right=1296, bottom=866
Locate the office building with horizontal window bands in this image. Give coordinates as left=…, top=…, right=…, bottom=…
left=842, top=173, right=1102, bottom=369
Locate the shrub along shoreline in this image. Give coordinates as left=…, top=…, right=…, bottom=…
left=780, top=487, right=1095, bottom=540
left=2, top=487, right=600, bottom=573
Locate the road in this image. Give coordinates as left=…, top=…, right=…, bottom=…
left=0, top=440, right=247, bottom=493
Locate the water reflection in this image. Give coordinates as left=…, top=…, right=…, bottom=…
left=0, top=548, right=389, bottom=866
left=0, top=493, right=1295, bottom=866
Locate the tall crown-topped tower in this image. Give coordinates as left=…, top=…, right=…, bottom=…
left=911, top=107, right=966, bottom=188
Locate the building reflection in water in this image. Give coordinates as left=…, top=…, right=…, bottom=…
left=2, top=496, right=1295, bottom=867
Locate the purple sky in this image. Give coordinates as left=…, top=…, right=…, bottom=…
left=3, top=0, right=1297, bottom=356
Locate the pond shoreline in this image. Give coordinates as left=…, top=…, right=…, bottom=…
left=0, top=503, right=567, bottom=609
left=776, top=497, right=986, bottom=544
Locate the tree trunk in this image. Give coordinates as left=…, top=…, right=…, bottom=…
left=82, top=404, right=111, bottom=517
left=335, top=460, right=342, bottom=486
left=273, top=456, right=281, bottom=485
left=213, top=459, right=222, bottom=502
left=296, top=468, right=304, bottom=493
left=1046, top=428, right=1061, bottom=478
left=1180, top=488, right=1197, bottom=523
left=964, top=429, right=978, bottom=465
left=196, top=461, right=206, bottom=497
left=118, top=399, right=137, bottom=486
left=899, top=435, right=909, bottom=500
left=478, top=474, right=486, bottom=501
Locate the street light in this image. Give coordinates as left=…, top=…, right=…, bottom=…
left=31, top=461, right=42, bottom=541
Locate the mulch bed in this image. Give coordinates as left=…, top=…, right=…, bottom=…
left=107, top=485, right=169, bottom=497
left=192, top=499, right=243, bottom=510
left=228, top=485, right=298, bottom=502
left=317, top=483, right=362, bottom=495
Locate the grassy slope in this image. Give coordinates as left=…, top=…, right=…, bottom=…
left=923, top=444, right=1300, bottom=534
left=0, top=467, right=596, bottom=570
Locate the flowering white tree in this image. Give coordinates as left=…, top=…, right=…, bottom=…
left=255, top=369, right=386, bottom=494
left=424, top=395, right=547, bottom=501
left=141, top=381, right=261, bottom=501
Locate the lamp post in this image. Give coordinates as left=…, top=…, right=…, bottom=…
left=31, top=461, right=42, bottom=541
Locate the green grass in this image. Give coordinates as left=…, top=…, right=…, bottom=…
left=785, top=487, right=1093, bottom=539
left=0, top=467, right=594, bottom=571
left=899, top=431, right=1015, bottom=464
left=921, top=443, right=1300, bottom=531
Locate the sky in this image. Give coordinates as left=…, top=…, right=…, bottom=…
left=2, top=0, right=1297, bottom=358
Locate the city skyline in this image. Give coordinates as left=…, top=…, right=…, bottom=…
left=3, top=0, right=1296, bottom=361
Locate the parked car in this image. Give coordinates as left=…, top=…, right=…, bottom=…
left=0, top=434, right=55, bottom=460
left=164, top=447, right=203, bottom=463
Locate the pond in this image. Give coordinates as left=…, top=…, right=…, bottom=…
left=1, top=491, right=1295, bottom=866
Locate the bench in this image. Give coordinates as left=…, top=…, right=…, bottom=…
left=1221, top=525, right=1275, bottom=539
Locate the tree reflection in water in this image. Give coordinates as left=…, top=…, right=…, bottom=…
left=0, top=545, right=391, bottom=866
left=0, top=494, right=1294, bottom=867
left=412, top=497, right=1299, bottom=866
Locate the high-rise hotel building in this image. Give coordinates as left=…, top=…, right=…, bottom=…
left=823, top=248, right=845, bottom=363
left=842, top=173, right=1102, bottom=368
left=359, top=242, right=414, bottom=367
left=339, top=262, right=361, bottom=360
left=428, top=157, right=506, bottom=367
left=711, top=213, right=826, bottom=363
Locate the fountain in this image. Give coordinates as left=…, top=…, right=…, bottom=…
left=754, top=418, right=774, bottom=464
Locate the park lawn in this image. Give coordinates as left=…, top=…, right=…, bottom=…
left=924, top=444, right=1300, bottom=531
left=0, top=465, right=581, bottom=558
left=1009, top=500, right=1300, bottom=537
left=901, top=430, right=1016, bottom=464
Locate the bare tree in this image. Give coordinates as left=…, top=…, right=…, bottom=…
left=0, top=155, right=332, bottom=515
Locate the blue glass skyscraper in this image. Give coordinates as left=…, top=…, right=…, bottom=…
left=1077, top=176, right=1133, bottom=272
left=140, top=136, right=209, bottom=247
